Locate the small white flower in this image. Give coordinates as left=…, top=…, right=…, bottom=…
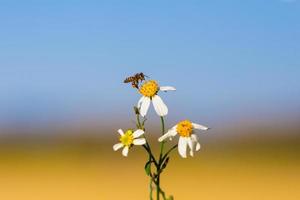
left=113, top=129, right=146, bottom=157
left=158, top=120, right=209, bottom=158
left=137, top=80, right=176, bottom=117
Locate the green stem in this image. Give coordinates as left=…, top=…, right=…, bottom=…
left=151, top=175, right=168, bottom=200
left=149, top=178, right=153, bottom=200
left=136, top=113, right=143, bottom=129
left=156, top=173, right=160, bottom=200
left=136, top=111, right=158, bottom=167
left=157, top=116, right=166, bottom=200
left=159, top=117, right=166, bottom=162
left=142, top=145, right=158, bottom=167
left=136, top=109, right=170, bottom=200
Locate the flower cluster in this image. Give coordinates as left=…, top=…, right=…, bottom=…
left=113, top=75, right=209, bottom=157
left=113, top=73, right=210, bottom=200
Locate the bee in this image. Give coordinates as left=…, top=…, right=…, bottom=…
left=124, top=72, right=148, bottom=89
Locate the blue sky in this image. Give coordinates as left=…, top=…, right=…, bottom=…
left=0, top=0, right=299, bottom=129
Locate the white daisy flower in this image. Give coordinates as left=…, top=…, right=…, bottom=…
left=137, top=80, right=176, bottom=117
left=113, top=129, right=146, bottom=157
left=158, top=120, right=209, bottom=158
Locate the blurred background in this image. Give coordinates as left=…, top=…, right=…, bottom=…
left=0, top=0, right=299, bottom=199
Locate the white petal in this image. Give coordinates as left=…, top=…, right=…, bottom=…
left=133, top=138, right=146, bottom=145
left=160, top=86, right=176, bottom=92
left=178, top=136, right=188, bottom=158
left=113, top=143, right=124, bottom=151
left=122, top=146, right=129, bottom=157
left=196, top=142, right=201, bottom=151
left=192, top=123, right=209, bottom=131
left=187, top=138, right=194, bottom=157
left=117, top=129, right=124, bottom=136
left=133, top=129, right=144, bottom=138
left=140, top=97, right=151, bottom=117
left=168, top=128, right=178, bottom=137
left=191, top=134, right=201, bottom=151
left=191, top=134, right=198, bottom=141
left=137, top=96, right=144, bottom=109
left=158, top=129, right=177, bottom=142
left=171, top=125, right=177, bottom=129
left=168, top=126, right=178, bottom=141
left=152, top=95, right=168, bottom=116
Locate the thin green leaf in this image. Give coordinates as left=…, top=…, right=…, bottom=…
left=144, top=160, right=152, bottom=176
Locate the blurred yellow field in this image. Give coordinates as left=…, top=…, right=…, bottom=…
left=1, top=136, right=299, bottom=200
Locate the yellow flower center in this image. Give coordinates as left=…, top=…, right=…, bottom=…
left=176, top=120, right=193, bottom=137
left=139, top=80, right=159, bottom=98
left=120, top=130, right=134, bottom=147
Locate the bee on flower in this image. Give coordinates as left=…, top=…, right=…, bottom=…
left=137, top=80, right=176, bottom=117
left=158, top=120, right=209, bottom=158
left=123, top=72, right=148, bottom=89
left=113, top=129, right=146, bottom=157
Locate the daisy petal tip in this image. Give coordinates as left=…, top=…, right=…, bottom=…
left=192, top=123, right=209, bottom=131
left=202, top=126, right=210, bottom=131
left=160, top=86, right=176, bottom=92
left=139, top=97, right=151, bottom=117
left=117, top=129, right=124, bottom=135
left=196, top=143, right=201, bottom=151
left=122, top=147, right=129, bottom=157
left=178, top=137, right=188, bottom=158
left=152, top=95, right=168, bottom=117
left=158, top=137, right=164, bottom=142
left=113, top=143, right=123, bottom=151
left=133, top=138, right=146, bottom=145
left=133, top=129, right=144, bottom=138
